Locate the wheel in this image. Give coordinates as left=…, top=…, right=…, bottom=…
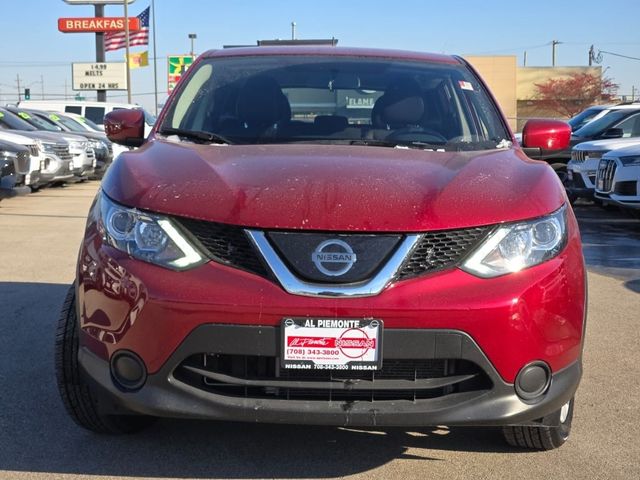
left=502, top=397, right=574, bottom=450
left=55, top=284, right=155, bottom=434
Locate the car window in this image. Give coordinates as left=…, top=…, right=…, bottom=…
left=55, top=115, right=87, bottom=132
left=65, top=106, right=82, bottom=115
left=161, top=55, right=510, bottom=151
left=574, top=109, right=640, bottom=137
left=0, top=109, right=37, bottom=131
left=16, top=111, right=62, bottom=132
left=614, top=113, right=640, bottom=137
left=85, top=106, right=106, bottom=125
left=568, top=107, right=603, bottom=131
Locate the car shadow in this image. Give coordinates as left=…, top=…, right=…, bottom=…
left=0, top=281, right=521, bottom=479
left=573, top=202, right=640, bottom=289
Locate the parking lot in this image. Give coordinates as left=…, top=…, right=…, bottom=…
left=0, top=182, right=639, bottom=480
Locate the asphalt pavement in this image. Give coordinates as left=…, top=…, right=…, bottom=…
left=0, top=184, right=639, bottom=480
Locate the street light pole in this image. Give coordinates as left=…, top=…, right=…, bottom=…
left=188, top=33, right=197, bottom=59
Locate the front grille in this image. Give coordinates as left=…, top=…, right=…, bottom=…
left=597, top=159, right=617, bottom=192
left=571, top=149, right=587, bottom=163
left=28, top=144, right=39, bottom=157
left=15, top=151, right=31, bottom=175
left=177, top=217, right=493, bottom=282
left=397, top=226, right=492, bottom=280
left=53, top=144, right=72, bottom=162
left=175, top=217, right=269, bottom=277
left=614, top=181, right=638, bottom=196
left=174, top=354, right=491, bottom=402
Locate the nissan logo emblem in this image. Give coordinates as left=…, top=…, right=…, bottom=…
left=311, top=239, right=357, bottom=276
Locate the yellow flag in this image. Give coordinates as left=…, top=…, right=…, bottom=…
left=127, top=51, right=149, bottom=69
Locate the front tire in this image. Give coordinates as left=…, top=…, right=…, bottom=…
left=55, top=284, right=154, bottom=434
left=502, top=397, right=574, bottom=450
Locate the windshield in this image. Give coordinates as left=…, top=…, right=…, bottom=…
left=574, top=109, right=640, bottom=137
left=161, top=55, right=510, bottom=150
left=14, top=110, right=62, bottom=132
left=78, top=116, right=103, bottom=132
left=55, top=115, right=88, bottom=132
left=568, top=107, right=604, bottom=131
left=0, top=109, right=37, bottom=131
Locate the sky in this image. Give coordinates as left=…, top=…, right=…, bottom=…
left=1, top=0, right=639, bottom=114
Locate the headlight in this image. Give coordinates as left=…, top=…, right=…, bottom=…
left=68, top=141, right=86, bottom=152
left=0, top=151, right=17, bottom=160
left=586, top=151, right=603, bottom=160
left=99, top=192, right=205, bottom=271
left=36, top=139, right=56, bottom=154
left=619, top=155, right=640, bottom=166
left=461, top=206, right=567, bottom=278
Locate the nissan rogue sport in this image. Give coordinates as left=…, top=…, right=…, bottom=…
left=55, top=47, right=586, bottom=451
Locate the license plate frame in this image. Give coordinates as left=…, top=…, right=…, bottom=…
left=281, top=317, right=383, bottom=371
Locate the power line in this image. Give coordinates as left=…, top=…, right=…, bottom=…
left=598, top=50, right=640, bottom=62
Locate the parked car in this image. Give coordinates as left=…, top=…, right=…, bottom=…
left=56, top=47, right=585, bottom=451
left=18, top=99, right=156, bottom=137
left=566, top=137, right=640, bottom=201
left=524, top=105, right=640, bottom=183
left=0, top=117, right=73, bottom=188
left=9, top=107, right=115, bottom=179
left=594, top=144, right=640, bottom=216
left=0, top=140, right=31, bottom=200
left=0, top=129, right=51, bottom=189
left=0, top=107, right=93, bottom=181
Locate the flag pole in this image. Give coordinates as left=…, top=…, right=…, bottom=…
left=124, top=0, right=132, bottom=103
left=151, top=0, right=158, bottom=116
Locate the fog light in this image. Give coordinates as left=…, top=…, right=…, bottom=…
left=515, top=361, right=551, bottom=401
left=110, top=350, right=147, bottom=390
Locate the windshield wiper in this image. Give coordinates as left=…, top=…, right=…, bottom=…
left=350, top=139, right=445, bottom=150
left=158, top=127, right=231, bottom=145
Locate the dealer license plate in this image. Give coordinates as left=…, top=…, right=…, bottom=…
left=282, top=317, right=383, bottom=371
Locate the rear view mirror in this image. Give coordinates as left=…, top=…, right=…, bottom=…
left=104, top=109, right=145, bottom=147
left=521, top=119, right=571, bottom=159
left=329, top=73, right=360, bottom=91
left=601, top=128, right=624, bottom=139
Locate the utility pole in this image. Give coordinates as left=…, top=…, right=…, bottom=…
left=16, top=73, right=21, bottom=101
left=95, top=4, right=106, bottom=102
left=124, top=0, right=132, bottom=104
left=291, top=21, right=296, bottom=40
left=40, top=74, right=44, bottom=99
left=551, top=40, right=561, bottom=67
left=588, top=45, right=594, bottom=66
left=523, top=51, right=527, bottom=67
left=151, top=0, right=158, bottom=116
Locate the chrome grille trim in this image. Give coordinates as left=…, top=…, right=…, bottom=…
left=597, top=159, right=617, bottom=193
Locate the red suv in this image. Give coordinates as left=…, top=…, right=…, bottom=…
left=55, top=47, right=585, bottom=450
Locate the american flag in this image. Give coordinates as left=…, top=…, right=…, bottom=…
left=104, top=6, right=150, bottom=52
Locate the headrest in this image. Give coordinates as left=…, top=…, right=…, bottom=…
left=237, top=76, right=285, bottom=127
left=372, top=77, right=425, bottom=128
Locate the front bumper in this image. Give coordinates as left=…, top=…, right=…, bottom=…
left=79, top=326, right=581, bottom=427
left=566, top=162, right=598, bottom=198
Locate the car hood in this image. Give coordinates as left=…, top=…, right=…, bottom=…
left=5, top=130, right=74, bottom=144
left=0, top=139, right=29, bottom=154
left=0, top=131, right=38, bottom=146
left=573, top=136, right=640, bottom=152
left=102, top=140, right=566, bottom=231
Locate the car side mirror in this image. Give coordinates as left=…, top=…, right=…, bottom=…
left=600, top=128, right=624, bottom=139
left=520, top=119, right=571, bottom=159
left=104, top=109, right=145, bottom=147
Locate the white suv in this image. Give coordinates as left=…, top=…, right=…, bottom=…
left=594, top=144, right=640, bottom=214
left=567, top=137, right=640, bottom=199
